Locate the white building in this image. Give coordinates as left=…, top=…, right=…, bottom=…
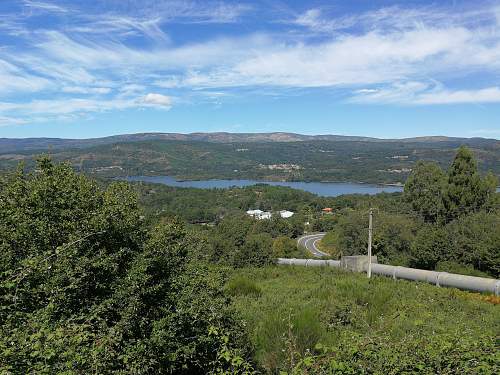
left=246, top=209, right=263, bottom=216
left=258, top=212, right=272, bottom=220
left=246, top=209, right=272, bottom=220
left=247, top=209, right=294, bottom=220
left=279, top=210, right=294, bottom=218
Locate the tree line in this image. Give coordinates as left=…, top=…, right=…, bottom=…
left=322, top=146, right=499, bottom=277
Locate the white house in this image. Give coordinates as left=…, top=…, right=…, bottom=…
left=247, top=209, right=293, bottom=220
left=258, top=212, right=272, bottom=220
left=246, top=209, right=273, bottom=220
left=246, top=209, right=263, bottom=216
left=279, top=210, right=294, bottom=218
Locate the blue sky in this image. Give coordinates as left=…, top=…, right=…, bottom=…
left=1, top=0, right=500, bottom=139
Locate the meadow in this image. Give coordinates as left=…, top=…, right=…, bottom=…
left=230, top=266, right=500, bottom=374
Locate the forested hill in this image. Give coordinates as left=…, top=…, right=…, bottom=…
left=1, top=132, right=498, bottom=152
left=1, top=133, right=499, bottom=185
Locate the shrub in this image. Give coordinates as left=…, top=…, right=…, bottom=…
left=435, top=261, right=491, bottom=278
left=255, top=307, right=322, bottom=372
left=0, top=158, right=251, bottom=374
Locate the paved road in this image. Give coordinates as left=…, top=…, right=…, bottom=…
left=297, top=233, right=329, bottom=257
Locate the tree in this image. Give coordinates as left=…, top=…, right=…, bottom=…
left=272, top=236, right=297, bottom=258
left=442, top=146, right=489, bottom=220
left=404, top=161, right=446, bottom=223
left=372, top=213, right=417, bottom=266
left=410, top=224, right=452, bottom=270
left=446, top=212, right=500, bottom=277
left=232, top=233, right=273, bottom=268
left=0, top=157, right=250, bottom=373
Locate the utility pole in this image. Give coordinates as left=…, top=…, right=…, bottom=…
left=367, top=208, right=373, bottom=278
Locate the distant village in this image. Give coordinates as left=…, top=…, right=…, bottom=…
left=246, top=207, right=333, bottom=220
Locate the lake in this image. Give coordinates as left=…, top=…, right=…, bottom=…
left=122, top=175, right=404, bottom=197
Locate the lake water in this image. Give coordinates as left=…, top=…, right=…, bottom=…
left=122, top=175, right=404, bottom=197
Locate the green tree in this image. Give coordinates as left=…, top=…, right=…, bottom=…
left=272, top=236, right=297, bottom=258
left=404, top=161, right=446, bottom=223
left=446, top=212, right=500, bottom=277
left=372, top=213, right=417, bottom=266
left=0, top=157, right=250, bottom=373
left=410, top=224, right=452, bottom=270
left=443, top=146, right=489, bottom=220
left=232, top=233, right=273, bottom=268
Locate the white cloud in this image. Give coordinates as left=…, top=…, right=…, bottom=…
left=61, top=86, right=111, bottom=94
left=0, top=93, right=172, bottom=124
left=351, top=82, right=500, bottom=105
left=142, top=93, right=172, bottom=108
left=1, top=1, right=500, bottom=126
left=415, top=87, right=500, bottom=104
left=23, top=1, right=68, bottom=13
left=0, top=116, right=27, bottom=127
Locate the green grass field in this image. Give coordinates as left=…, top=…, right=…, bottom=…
left=230, top=266, right=500, bottom=374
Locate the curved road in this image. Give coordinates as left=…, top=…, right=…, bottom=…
left=297, top=233, right=329, bottom=257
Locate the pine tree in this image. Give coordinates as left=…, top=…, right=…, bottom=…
left=443, top=146, right=488, bottom=220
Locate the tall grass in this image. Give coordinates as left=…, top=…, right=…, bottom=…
left=230, top=265, right=500, bottom=373
left=255, top=306, right=322, bottom=371
left=226, top=275, right=262, bottom=297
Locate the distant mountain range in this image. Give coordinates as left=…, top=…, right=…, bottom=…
left=1, top=132, right=499, bottom=153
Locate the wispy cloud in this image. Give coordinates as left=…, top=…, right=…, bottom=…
left=1, top=1, right=500, bottom=126
left=0, top=116, right=27, bottom=127
left=23, top=0, right=68, bottom=14
left=351, top=83, right=500, bottom=105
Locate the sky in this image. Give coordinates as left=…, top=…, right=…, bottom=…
left=1, top=0, right=500, bottom=139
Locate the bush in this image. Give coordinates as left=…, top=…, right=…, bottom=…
left=272, top=236, right=298, bottom=258
left=318, top=231, right=341, bottom=258
left=435, top=261, right=491, bottom=278
left=226, top=276, right=262, bottom=297
left=0, top=158, right=251, bottom=374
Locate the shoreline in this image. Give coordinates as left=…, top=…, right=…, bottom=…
left=118, top=175, right=405, bottom=190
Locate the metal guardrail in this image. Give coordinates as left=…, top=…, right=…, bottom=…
left=276, top=258, right=500, bottom=295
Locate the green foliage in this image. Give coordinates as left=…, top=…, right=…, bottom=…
left=317, top=231, right=342, bottom=258
left=435, top=261, right=491, bottom=278
left=272, top=236, right=298, bottom=258
left=254, top=307, right=322, bottom=371
left=446, top=212, right=500, bottom=277
left=410, top=224, right=452, bottom=269
left=404, top=160, right=446, bottom=222
left=233, top=233, right=274, bottom=268
left=371, top=213, right=417, bottom=265
left=0, top=157, right=250, bottom=373
left=231, top=266, right=500, bottom=374
left=443, top=145, right=494, bottom=220
left=325, top=210, right=367, bottom=257
left=313, top=146, right=500, bottom=275
left=226, top=276, right=262, bottom=298
left=3, top=137, right=499, bottom=185
left=291, top=334, right=499, bottom=375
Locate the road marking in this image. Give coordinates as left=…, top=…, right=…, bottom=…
left=297, top=233, right=329, bottom=257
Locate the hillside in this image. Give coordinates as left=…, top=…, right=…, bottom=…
left=229, top=266, right=499, bottom=373
left=1, top=134, right=499, bottom=185
left=1, top=132, right=498, bottom=153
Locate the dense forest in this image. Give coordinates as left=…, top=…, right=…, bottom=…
left=1, top=146, right=499, bottom=373
left=1, top=136, right=499, bottom=185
